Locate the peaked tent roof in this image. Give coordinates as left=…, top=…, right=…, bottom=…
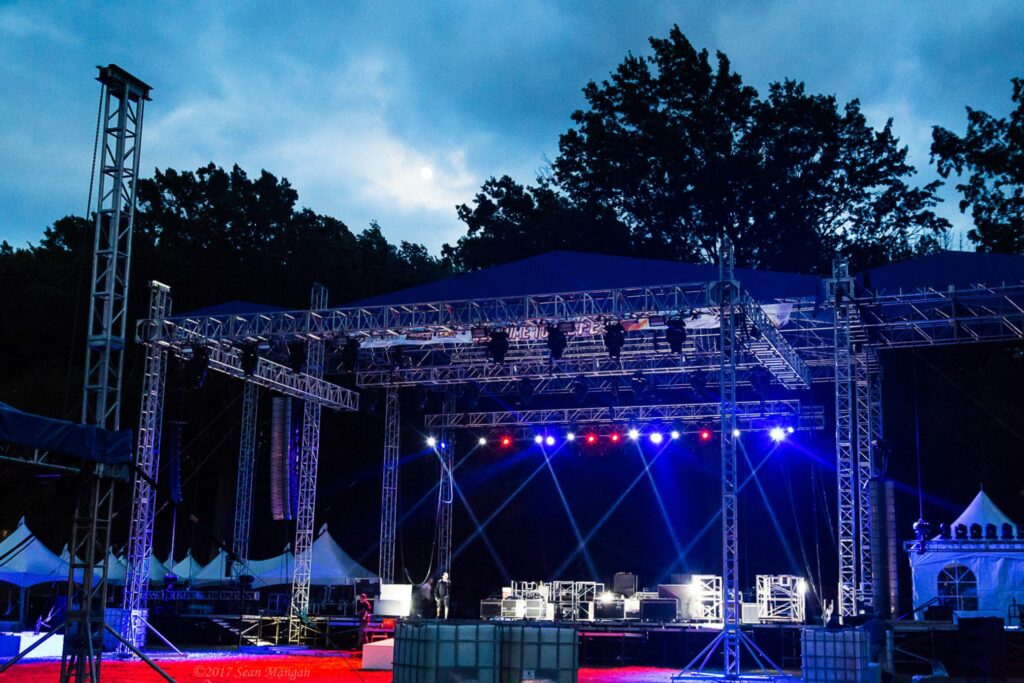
left=169, top=551, right=202, bottom=580
left=952, top=490, right=1017, bottom=532
left=0, top=518, right=67, bottom=587
left=350, top=251, right=822, bottom=307
left=245, top=549, right=294, bottom=587
left=310, top=526, right=376, bottom=584
left=193, top=549, right=230, bottom=585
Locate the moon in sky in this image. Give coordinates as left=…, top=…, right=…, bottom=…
left=420, top=166, right=434, bottom=180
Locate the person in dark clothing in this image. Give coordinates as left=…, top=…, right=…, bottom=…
left=356, top=593, right=373, bottom=643
left=434, top=572, right=450, bottom=619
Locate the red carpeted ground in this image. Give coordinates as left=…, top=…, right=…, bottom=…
left=0, top=654, right=678, bottom=682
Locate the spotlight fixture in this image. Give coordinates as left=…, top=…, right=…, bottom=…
left=545, top=325, right=568, bottom=360
left=698, top=427, right=713, bottom=443
left=500, top=435, right=513, bottom=448
left=732, top=428, right=741, bottom=438
left=487, top=328, right=510, bottom=363
left=545, top=435, right=556, bottom=446
left=609, top=432, right=621, bottom=443
left=240, top=342, right=259, bottom=376
left=341, top=337, right=360, bottom=372
left=627, top=428, right=640, bottom=441
left=670, top=430, right=681, bottom=440
left=603, top=321, right=626, bottom=359
left=534, top=435, right=544, bottom=445
left=769, top=427, right=787, bottom=443
left=786, top=426, right=795, bottom=434
left=666, top=318, right=687, bottom=354
left=478, top=436, right=487, bottom=447
left=571, top=376, right=589, bottom=403
left=566, top=432, right=576, bottom=442
left=585, top=433, right=598, bottom=445
left=426, top=436, right=437, bottom=448
left=649, top=432, right=664, bottom=445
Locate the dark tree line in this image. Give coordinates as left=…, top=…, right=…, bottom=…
left=445, top=27, right=1023, bottom=273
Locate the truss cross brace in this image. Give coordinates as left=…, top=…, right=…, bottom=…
left=378, top=387, right=400, bottom=584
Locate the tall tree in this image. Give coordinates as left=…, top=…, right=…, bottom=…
left=448, top=26, right=949, bottom=273
left=932, top=77, right=1024, bottom=254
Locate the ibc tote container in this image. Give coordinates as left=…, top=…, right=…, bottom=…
left=801, top=628, right=875, bottom=683
left=499, top=624, right=577, bottom=683
left=393, top=621, right=500, bottom=683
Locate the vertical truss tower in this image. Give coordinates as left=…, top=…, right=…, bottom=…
left=288, top=284, right=328, bottom=643
left=232, top=382, right=259, bottom=579
left=437, top=395, right=456, bottom=578
left=81, top=65, right=151, bottom=429
left=120, top=282, right=171, bottom=651
left=379, top=387, right=400, bottom=584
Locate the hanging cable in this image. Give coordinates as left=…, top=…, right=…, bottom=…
left=914, top=358, right=924, bottom=521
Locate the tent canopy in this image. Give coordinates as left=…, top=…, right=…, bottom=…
left=0, top=402, right=132, bottom=465
left=0, top=518, right=67, bottom=587
left=952, top=490, right=1017, bottom=533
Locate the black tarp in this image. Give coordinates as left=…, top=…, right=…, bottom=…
left=0, top=402, right=132, bottom=464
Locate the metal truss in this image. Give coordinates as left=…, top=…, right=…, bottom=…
left=437, top=395, right=455, bottom=578
left=289, top=284, right=327, bottom=644
left=121, top=282, right=170, bottom=651
left=61, top=474, right=116, bottom=683
left=717, top=238, right=741, bottom=678
left=830, top=262, right=858, bottom=621
left=423, top=400, right=824, bottom=431
left=231, top=382, right=259, bottom=579
left=145, top=281, right=712, bottom=343
left=378, top=387, right=400, bottom=584
left=81, top=66, right=151, bottom=432
left=163, top=340, right=357, bottom=410
left=687, top=575, right=724, bottom=622
left=904, top=539, right=1024, bottom=553
left=755, top=575, right=806, bottom=623
left=740, top=297, right=810, bottom=388
left=854, top=348, right=877, bottom=611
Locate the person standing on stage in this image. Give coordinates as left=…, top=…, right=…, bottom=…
left=356, top=592, right=373, bottom=643
left=434, top=572, right=450, bottom=619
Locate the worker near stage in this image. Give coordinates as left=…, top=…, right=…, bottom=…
left=434, top=572, right=450, bottom=619
left=356, top=593, right=373, bottom=643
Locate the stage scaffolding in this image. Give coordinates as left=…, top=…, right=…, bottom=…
left=130, top=234, right=1024, bottom=661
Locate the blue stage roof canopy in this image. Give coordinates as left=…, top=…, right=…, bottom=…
left=0, top=403, right=132, bottom=465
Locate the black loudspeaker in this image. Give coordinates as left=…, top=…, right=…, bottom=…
left=595, top=600, right=624, bottom=620
left=355, top=578, right=380, bottom=598
left=613, top=572, right=637, bottom=597
left=640, top=599, right=677, bottom=622
left=480, top=600, right=502, bottom=619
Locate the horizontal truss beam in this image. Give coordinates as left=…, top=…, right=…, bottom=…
left=424, top=400, right=825, bottom=430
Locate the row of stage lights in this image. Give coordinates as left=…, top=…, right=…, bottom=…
left=426, top=425, right=795, bottom=449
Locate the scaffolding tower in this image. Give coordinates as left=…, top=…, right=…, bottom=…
left=378, top=387, right=400, bottom=584
left=232, top=382, right=259, bottom=579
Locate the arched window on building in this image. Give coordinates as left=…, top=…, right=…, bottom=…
left=937, top=562, right=978, bottom=611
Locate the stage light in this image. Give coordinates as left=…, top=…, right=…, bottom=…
left=599, top=591, right=615, bottom=604
left=566, top=432, right=576, bottom=442
left=627, top=428, right=640, bottom=441
left=769, top=427, right=786, bottom=442
left=603, top=321, right=626, bottom=359
left=585, top=433, right=597, bottom=445
left=426, top=436, right=437, bottom=448
left=670, top=430, right=681, bottom=440
left=487, top=328, right=510, bottom=363
left=732, top=428, right=741, bottom=438
left=439, top=441, right=447, bottom=450
left=500, top=435, right=513, bottom=448
left=571, top=376, right=589, bottom=403
left=545, top=435, right=556, bottom=446
left=698, top=428, right=713, bottom=443
left=545, top=325, right=568, bottom=360
left=478, top=436, right=487, bottom=447
left=649, top=432, right=664, bottom=444
left=534, top=435, right=544, bottom=445
left=666, top=318, right=687, bottom=354
left=609, top=432, right=621, bottom=443
left=786, top=426, right=795, bottom=434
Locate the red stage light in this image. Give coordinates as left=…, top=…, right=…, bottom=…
left=699, top=428, right=713, bottom=442
left=609, top=432, right=621, bottom=443
left=500, top=435, right=513, bottom=447
left=585, top=433, right=597, bottom=445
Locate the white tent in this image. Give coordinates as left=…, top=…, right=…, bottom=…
left=193, top=549, right=230, bottom=586
left=246, top=549, right=294, bottom=587
left=0, top=518, right=67, bottom=587
left=910, top=490, right=1024, bottom=619
left=169, top=550, right=202, bottom=582
left=309, top=525, right=376, bottom=585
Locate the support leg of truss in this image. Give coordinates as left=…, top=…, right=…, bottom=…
left=120, top=282, right=171, bottom=652
left=437, top=395, right=455, bottom=579
left=288, top=284, right=327, bottom=644
left=854, top=348, right=874, bottom=611
left=232, top=382, right=259, bottom=579
left=378, top=387, right=400, bottom=584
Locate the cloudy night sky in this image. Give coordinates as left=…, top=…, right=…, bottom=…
left=1, top=1, right=1022, bottom=254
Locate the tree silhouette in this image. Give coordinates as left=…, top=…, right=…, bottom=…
left=932, top=77, right=1024, bottom=254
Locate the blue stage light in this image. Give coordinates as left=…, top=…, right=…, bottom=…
left=566, top=432, right=576, bottom=442
left=769, top=427, right=786, bottom=442
left=670, top=430, right=681, bottom=440
left=545, top=435, right=556, bottom=446
left=534, top=434, right=544, bottom=444
left=627, top=428, right=640, bottom=441
left=649, top=432, right=664, bottom=444
left=478, top=436, right=487, bottom=446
